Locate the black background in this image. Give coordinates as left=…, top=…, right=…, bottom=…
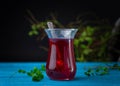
left=1, top=0, right=120, bottom=62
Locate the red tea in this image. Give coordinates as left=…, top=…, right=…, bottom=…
left=46, top=38, right=76, bottom=80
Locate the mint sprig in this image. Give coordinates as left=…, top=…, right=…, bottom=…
left=18, top=65, right=46, bottom=82
left=84, top=63, right=120, bottom=76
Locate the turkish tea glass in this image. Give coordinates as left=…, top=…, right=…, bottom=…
left=45, top=28, right=78, bottom=80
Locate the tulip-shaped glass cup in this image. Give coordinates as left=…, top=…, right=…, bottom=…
left=45, top=28, right=78, bottom=80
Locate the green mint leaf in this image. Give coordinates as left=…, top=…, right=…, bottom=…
left=96, top=68, right=100, bottom=72
left=18, top=69, right=26, bottom=73
left=32, top=74, right=44, bottom=82
left=27, top=72, right=34, bottom=76
left=41, top=64, right=46, bottom=71
left=84, top=72, right=91, bottom=76
left=103, top=67, right=108, bottom=72
left=28, top=31, right=33, bottom=36
left=100, top=71, right=108, bottom=75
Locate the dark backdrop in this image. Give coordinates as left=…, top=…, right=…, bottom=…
left=1, top=0, right=120, bottom=62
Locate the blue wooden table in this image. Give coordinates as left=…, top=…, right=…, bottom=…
left=0, top=62, right=120, bottom=86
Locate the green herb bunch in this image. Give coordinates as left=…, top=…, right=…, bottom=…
left=84, top=63, right=120, bottom=76
left=18, top=64, right=46, bottom=82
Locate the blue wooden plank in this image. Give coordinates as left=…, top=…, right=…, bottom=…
left=0, top=62, right=120, bottom=86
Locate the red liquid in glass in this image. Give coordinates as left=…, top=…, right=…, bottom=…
left=46, top=38, right=76, bottom=80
